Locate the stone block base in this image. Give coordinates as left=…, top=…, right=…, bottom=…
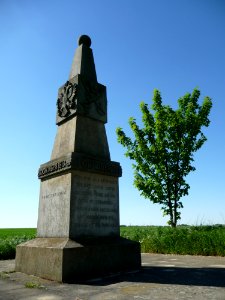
left=15, top=237, right=141, bottom=282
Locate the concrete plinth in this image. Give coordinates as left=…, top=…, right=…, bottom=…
left=15, top=237, right=141, bottom=282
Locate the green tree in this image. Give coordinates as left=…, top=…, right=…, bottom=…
left=116, top=89, right=212, bottom=227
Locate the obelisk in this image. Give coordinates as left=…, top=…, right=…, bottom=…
left=15, top=35, right=141, bottom=282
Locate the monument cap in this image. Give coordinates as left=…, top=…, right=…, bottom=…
left=69, top=34, right=96, bottom=81
left=78, top=35, right=91, bottom=48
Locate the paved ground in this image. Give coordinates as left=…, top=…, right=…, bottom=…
left=1, top=254, right=225, bottom=299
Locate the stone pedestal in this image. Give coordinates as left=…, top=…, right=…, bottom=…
left=16, top=154, right=141, bottom=281
left=16, top=237, right=140, bottom=282
left=37, top=165, right=121, bottom=239
left=15, top=35, right=141, bottom=282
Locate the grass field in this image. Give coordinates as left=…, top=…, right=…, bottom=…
left=121, top=225, right=225, bottom=256
left=1, top=226, right=225, bottom=259
left=0, top=228, right=36, bottom=259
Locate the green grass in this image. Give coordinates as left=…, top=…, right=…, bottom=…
left=120, top=225, right=225, bottom=256
left=25, top=281, right=44, bottom=289
left=1, top=226, right=225, bottom=259
left=0, top=228, right=36, bottom=260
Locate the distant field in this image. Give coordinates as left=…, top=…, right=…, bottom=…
left=0, top=228, right=36, bottom=238
left=0, top=228, right=36, bottom=259
left=120, top=225, right=225, bottom=256
left=1, top=226, right=225, bottom=259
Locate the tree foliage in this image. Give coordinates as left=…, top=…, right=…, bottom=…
left=116, top=89, right=212, bottom=227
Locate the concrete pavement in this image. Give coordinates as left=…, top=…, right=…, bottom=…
left=1, top=253, right=225, bottom=299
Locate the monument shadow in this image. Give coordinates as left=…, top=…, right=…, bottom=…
left=82, top=265, right=225, bottom=288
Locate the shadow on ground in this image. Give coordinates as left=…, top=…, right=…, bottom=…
left=84, top=266, right=225, bottom=288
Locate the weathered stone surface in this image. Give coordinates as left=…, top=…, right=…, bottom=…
left=70, top=171, right=119, bottom=238
left=37, top=173, right=71, bottom=237
left=15, top=237, right=141, bottom=282
left=15, top=238, right=66, bottom=282
left=38, top=152, right=122, bottom=180
left=69, top=39, right=97, bottom=82
left=56, top=75, right=107, bottom=125
left=37, top=171, right=120, bottom=238
left=38, top=154, right=72, bottom=179
left=51, top=115, right=110, bottom=160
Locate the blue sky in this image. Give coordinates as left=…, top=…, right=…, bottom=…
left=0, top=0, right=225, bottom=228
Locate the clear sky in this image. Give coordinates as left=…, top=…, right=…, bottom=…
left=0, top=0, right=225, bottom=228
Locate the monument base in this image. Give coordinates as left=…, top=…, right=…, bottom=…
left=15, top=237, right=141, bottom=282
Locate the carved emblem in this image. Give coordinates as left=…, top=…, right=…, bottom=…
left=78, top=77, right=106, bottom=117
left=57, top=81, right=78, bottom=117
left=83, top=82, right=105, bottom=116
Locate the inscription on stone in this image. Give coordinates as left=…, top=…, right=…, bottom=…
left=38, top=153, right=122, bottom=180
left=38, top=157, right=71, bottom=179
left=41, top=190, right=66, bottom=200
left=71, top=172, right=119, bottom=237
left=37, top=174, right=71, bottom=237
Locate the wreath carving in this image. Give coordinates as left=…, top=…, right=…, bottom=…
left=57, top=81, right=78, bottom=117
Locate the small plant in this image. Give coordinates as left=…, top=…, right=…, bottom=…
left=25, top=282, right=44, bottom=289
left=0, top=272, right=10, bottom=279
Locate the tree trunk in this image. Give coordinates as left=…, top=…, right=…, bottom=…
left=172, top=199, right=177, bottom=228
left=171, top=222, right=176, bottom=228
left=168, top=198, right=174, bottom=228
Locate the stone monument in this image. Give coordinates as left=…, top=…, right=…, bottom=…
left=15, top=35, right=141, bottom=282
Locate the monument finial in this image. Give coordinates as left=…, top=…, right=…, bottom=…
left=69, top=34, right=97, bottom=81
left=78, top=35, right=91, bottom=48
